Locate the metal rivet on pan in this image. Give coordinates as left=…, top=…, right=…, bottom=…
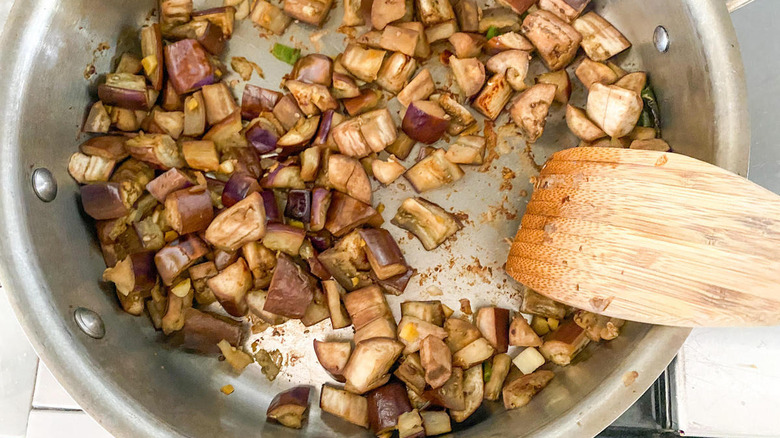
left=74, top=307, right=105, bottom=339
left=31, top=168, right=57, bottom=202
left=653, top=26, right=670, bottom=53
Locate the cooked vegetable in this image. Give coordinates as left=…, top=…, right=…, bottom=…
left=402, top=101, right=450, bottom=144
left=263, top=223, right=306, bottom=255
left=80, top=183, right=130, bottom=220
left=263, top=253, right=318, bottom=318
left=424, top=366, right=464, bottom=410
left=372, top=0, right=407, bottom=30
left=380, top=26, right=419, bottom=57
left=420, top=410, right=451, bottom=435
left=98, top=73, right=150, bottom=110
left=573, top=11, right=631, bottom=61
left=272, top=43, right=301, bottom=65
left=586, top=83, right=643, bottom=138
left=445, top=135, right=485, bottom=165
left=217, top=339, right=254, bottom=372
left=484, top=353, right=511, bottom=400
left=68, top=153, right=116, bottom=184
left=393, top=353, right=427, bottom=394
left=450, top=56, right=486, bottom=98
left=376, top=269, right=415, bottom=296
left=192, top=6, right=236, bottom=38
left=475, top=307, right=510, bottom=353
left=320, top=385, right=369, bottom=428
left=354, top=315, right=397, bottom=345
left=484, top=31, right=534, bottom=54
left=301, top=286, right=331, bottom=326
left=179, top=307, right=242, bottom=354
left=397, top=409, right=426, bottom=438
left=342, top=44, right=386, bottom=83
left=343, top=285, right=392, bottom=330
left=202, top=82, right=239, bottom=125
left=444, top=317, right=482, bottom=353
left=509, top=314, right=543, bottom=347
left=420, top=335, right=452, bottom=388
left=164, top=39, right=216, bottom=94
left=206, top=257, right=252, bottom=316
left=357, top=228, right=406, bottom=280
left=392, top=197, right=460, bottom=250
left=250, top=0, right=292, bottom=35
left=267, top=386, right=311, bottom=429
left=154, top=234, right=210, bottom=285
left=520, top=287, right=567, bottom=319
left=510, top=83, right=557, bottom=143
left=342, top=337, right=404, bottom=394
left=513, top=346, right=546, bottom=374
left=539, top=320, right=590, bottom=366
left=343, top=89, right=383, bottom=116
left=397, top=315, right=448, bottom=354
left=164, top=186, right=214, bottom=235
left=102, top=251, right=157, bottom=297
left=342, top=0, right=363, bottom=26
left=486, top=49, right=530, bottom=91
left=538, top=0, right=590, bottom=22
left=521, top=10, right=582, bottom=71
left=496, top=0, right=535, bottom=15
left=404, top=149, right=464, bottom=192
left=416, top=0, right=455, bottom=26
left=397, top=69, right=435, bottom=108
left=615, top=71, right=647, bottom=95
left=425, top=20, right=459, bottom=43
left=565, top=105, right=606, bottom=141
left=376, top=53, right=417, bottom=94
left=450, top=364, right=483, bottom=422
left=141, top=24, right=164, bottom=91
left=367, top=381, right=413, bottom=434
left=454, top=0, right=478, bottom=32
left=473, top=73, right=513, bottom=120
left=205, top=191, right=267, bottom=251
left=503, top=370, right=554, bottom=410
left=452, top=337, right=495, bottom=368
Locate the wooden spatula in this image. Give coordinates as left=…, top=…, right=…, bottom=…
left=506, top=147, right=780, bottom=327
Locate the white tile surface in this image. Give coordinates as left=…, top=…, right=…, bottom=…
left=26, top=411, right=111, bottom=438
left=32, top=362, right=80, bottom=410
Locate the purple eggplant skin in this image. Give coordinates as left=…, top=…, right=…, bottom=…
left=117, top=251, right=158, bottom=294
left=273, top=94, right=304, bottom=131
left=242, top=84, right=282, bottom=120
left=245, top=121, right=279, bottom=155
left=223, top=146, right=263, bottom=179
left=267, top=386, right=312, bottom=429
left=98, top=85, right=149, bottom=111
left=263, top=253, right=316, bottom=319
left=222, top=172, right=261, bottom=208
left=179, top=307, right=242, bottom=355
left=367, top=381, right=413, bottom=434
left=80, top=182, right=130, bottom=220
left=164, top=39, right=216, bottom=94
left=145, top=168, right=194, bottom=202
left=196, top=21, right=226, bottom=55
left=313, top=109, right=335, bottom=146
left=292, top=54, right=333, bottom=86
left=308, top=230, right=334, bottom=252
left=358, top=228, right=407, bottom=280
left=324, top=192, right=380, bottom=237
left=376, top=268, right=415, bottom=296
left=207, top=257, right=252, bottom=317
left=310, top=188, right=332, bottom=232
left=79, top=136, right=128, bottom=160
left=164, top=186, right=214, bottom=235
left=260, top=190, right=283, bottom=223
left=154, top=234, right=210, bottom=285
left=285, top=189, right=312, bottom=222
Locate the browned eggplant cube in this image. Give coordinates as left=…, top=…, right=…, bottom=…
left=502, top=370, right=554, bottom=410
left=367, top=381, right=413, bottom=434
left=539, top=320, right=590, bottom=366
left=267, top=386, right=311, bottom=429
left=475, top=307, right=510, bottom=353
left=206, top=257, right=252, bottom=317
left=342, top=337, right=404, bottom=394
left=263, top=253, right=317, bottom=319
left=522, top=10, right=582, bottom=71
left=420, top=335, right=452, bottom=389
left=314, top=339, right=352, bottom=381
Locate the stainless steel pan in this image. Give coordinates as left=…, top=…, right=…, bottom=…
left=0, top=0, right=749, bottom=436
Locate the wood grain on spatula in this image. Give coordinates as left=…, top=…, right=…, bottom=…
left=506, top=147, right=780, bottom=327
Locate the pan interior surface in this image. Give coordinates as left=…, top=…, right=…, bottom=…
left=0, top=0, right=746, bottom=437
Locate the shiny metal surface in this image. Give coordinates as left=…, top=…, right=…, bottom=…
left=73, top=307, right=105, bottom=340
left=31, top=168, right=57, bottom=202
left=0, top=0, right=747, bottom=437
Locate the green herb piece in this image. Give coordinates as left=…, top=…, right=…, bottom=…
left=272, top=43, right=301, bottom=65
left=485, top=26, right=500, bottom=40
left=483, top=360, right=493, bottom=382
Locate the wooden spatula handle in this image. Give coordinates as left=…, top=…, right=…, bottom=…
left=507, top=147, right=780, bottom=327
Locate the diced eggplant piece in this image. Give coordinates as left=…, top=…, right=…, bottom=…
left=425, top=20, right=458, bottom=43
left=513, top=346, right=546, bottom=374
left=327, top=154, right=372, bottom=204
left=283, top=0, right=332, bottom=26
left=141, top=24, right=164, bottom=91
left=180, top=140, right=218, bottom=172
left=79, top=136, right=128, bottom=161
left=445, top=135, right=484, bottom=165
left=452, top=337, right=494, bottom=368
left=443, top=317, right=480, bottom=353
left=376, top=268, right=415, bottom=296
left=360, top=109, right=398, bottom=155
left=454, top=0, right=479, bottom=32
left=509, top=314, right=543, bottom=347
left=192, top=6, right=235, bottom=37
left=586, top=83, right=643, bottom=138
left=306, top=188, right=332, bottom=232
left=286, top=81, right=337, bottom=116
left=376, top=53, right=417, bottom=94
left=272, top=94, right=303, bottom=132
left=221, top=172, right=260, bottom=208
left=379, top=26, right=418, bottom=57
left=318, top=232, right=371, bottom=290
left=80, top=183, right=130, bottom=220
left=416, top=0, right=455, bottom=26
left=320, top=385, right=369, bottom=428
left=494, top=0, right=534, bottom=14
left=205, top=191, right=266, bottom=251
left=148, top=108, right=185, bottom=139
left=189, top=261, right=218, bottom=305
left=217, top=339, right=254, bottom=372
left=342, top=44, right=386, bottom=83
left=401, top=301, right=444, bottom=326
left=538, top=0, right=590, bottom=22
left=301, top=287, right=331, bottom=326
left=250, top=0, right=292, bottom=34
left=261, top=164, right=306, bottom=189
left=402, top=101, right=449, bottom=145
left=615, top=71, right=647, bottom=95
left=392, top=197, right=460, bottom=250
left=354, top=315, right=397, bottom=345
left=314, top=340, right=352, bottom=381
left=164, top=186, right=214, bottom=235
left=267, top=386, right=311, bottom=429
left=539, top=320, right=590, bottom=366
left=325, top=192, right=380, bottom=237
left=565, top=105, right=605, bottom=142
left=357, top=30, right=383, bottom=49
left=202, top=83, right=238, bottom=125
left=630, top=125, right=656, bottom=141
left=572, top=12, right=630, bottom=61
left=484, top=31, right=534, bottom=55
left=510, top=83, right=556, bottom=143
left=246, top=290, right=287, bottom=324
left=393, top=353, right=426, bottom=395
left=342, top=0, right=363, bottom=26
left=371, top=156, right=405, bottom=185
left=475, top=307, right=510, bottom=354
left=244, top=117, right=280, bottom=157
left=164, top=39, right=216, bottom=94
left=484, top=353, right=511, bottom=401
left=206, top=257, right=252, bottom=316
left=420, top=335, right=452, bottom=389
left=332, top=73, right=361, bottom=100
left=110, top=107, right=144, bottom=132
left=162, top=291, right=192, bottom=334
left=630, top=138, right=671, bottom=151
left=125, top=133, right=185, bottom=169
left=98, top=74, right=150, bottom=111
left=358, top=228, right=406, bottom=280
left=213, top=249, right=239, bottom=271
left=397, top=69, right=435, bottom=108
left=522, top=10, right=582, bottom=71
left=575, top=58, right=618, bottom=90
left=115, top=52, right=143, bottom=75
left=536, top=69, right=572, bottom=104
left=202, top=111, right=246, bottom=151
left=473, top=73, right=513, bottom=120
left=479, top=7, right=520, bottom=32
left=404, top=148, right=464, bottom=192
left=450, top=364, right=483, bottom=422
left=322, top=280, right=352, bottom=329
left=343, top=89, right=382, bottom=117
left=343, top=284, right=392, bottom=331
left=178, top=307, right=241, bottom=354
left=83, top=101, right=110, bottom=133
left=397, top=315, right=448, bottom=355
left=342, top=337, right=404, bottom=394
left=424, top=366, right=464, bottom=410
left=574, top=310, right=625, bottom=342
left=165, top=20, right=226, bottom=56
left=182, top=90, right=206, bottom=137
left=449, top=32, right=485, bottom=58
left=520, top=287, right=567, bottom=319
left=155, top=234, right=210, bottom=285
left=437, top=93, right=476, bottom=135
left=384, top=132, right=415, bottom=161
left=264, top=253, right=317, bottom=319
left=397, top=410, right=425, bottom=438
left=313, top=110, right=339, bottom=147
left=68, top=153, right=115, bottom=184
left=371, top=0, right=406, bottom=29
left=276, top=116, right=320, bottom=149
left=397, top=22, right=431, bottom=59
left=367, top=381, right=413, bottom=434
left=502, top=370, right=554, bottom=410
left=486, top=50, right=530, bottom=91
left=421, top=410, right=451, bottom=435
left=291, top=54, right=333, bottom=86
left=262, top=223, right=306, bottom=255
left=133, top=217, right=165, bottom=251
left=242, top=85, right=282, bottom=120
left=102, top=251, right=157, bottom=297
left=332, top=120, right=371, bottom=158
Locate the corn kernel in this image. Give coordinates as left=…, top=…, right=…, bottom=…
left=164, top=230, right=179, bottom=243
left=141, top=55, right=158, bottom=76
left=288, top=220, right=305, bottom=229
left=221, top=384, right=234, bottom=395
left=376, top=203, right=385, bottom=214
left=547, top=318, right=560, bottom=331
left=170, top=278, right=191, bottom=298
left=531, top=315, right=550, bottom=336
left=399, top=322, right=418, bottom=341
left=350, top=277, right=359, bottom=287
left=186, top=96, right=199, bottom=111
